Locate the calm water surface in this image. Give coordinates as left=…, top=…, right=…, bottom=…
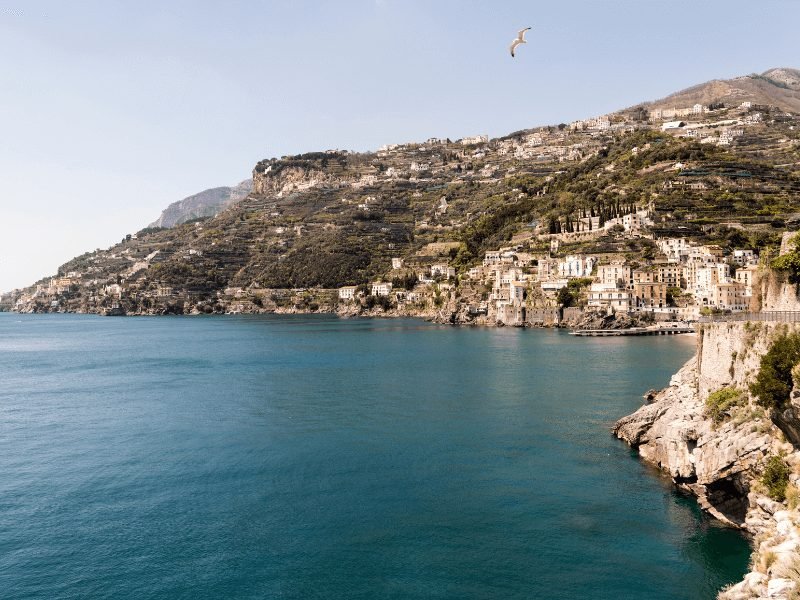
left=0, top=313, right=749, bottom=599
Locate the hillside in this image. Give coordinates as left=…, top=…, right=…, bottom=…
left=149, top=179, right=252, bottom=228
left=634, top=67, right=800, bottom=115
left=8, top=68, right=800, bottom=317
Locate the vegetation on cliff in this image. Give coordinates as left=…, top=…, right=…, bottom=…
left=751, top=333, right=800, bottom=410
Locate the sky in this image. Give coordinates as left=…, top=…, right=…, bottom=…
left=1, top=0, right=798, bottom=293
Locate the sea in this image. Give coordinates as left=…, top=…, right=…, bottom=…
left=0, top=313, right=750, bottom=599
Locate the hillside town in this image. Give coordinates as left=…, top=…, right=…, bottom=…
left=4, top=76, right=799, bottom=330
left=4, top=217, right=773, bottom=330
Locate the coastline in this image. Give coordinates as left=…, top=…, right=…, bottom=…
left=614, top=322, right=800, bottom=599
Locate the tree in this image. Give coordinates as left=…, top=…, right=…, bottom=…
left=750, top=333, right=800, bottom=410
left=556, top=286, right=574, bottom=307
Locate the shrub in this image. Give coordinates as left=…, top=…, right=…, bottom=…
left=772, top=233, right=800, bottom=284
left=705, top=387, right=745, bottom=424
left=786, top=484, right=800, bottom=510
left=761, top=455, right=790, bottom=502
left=750, top=333, right=800, bottom=410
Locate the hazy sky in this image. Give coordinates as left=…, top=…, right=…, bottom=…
left=1, top=0, right=798, bottom=292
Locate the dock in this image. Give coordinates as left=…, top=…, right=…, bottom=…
left=570, top=324, right=695, bottom=337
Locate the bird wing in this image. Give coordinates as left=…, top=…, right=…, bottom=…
left=517, top=27, right=531, bottom=41
left=509, top=39, right=522, bottom=57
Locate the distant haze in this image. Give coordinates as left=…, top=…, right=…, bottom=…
left=1, top=0, right=799, bottom=292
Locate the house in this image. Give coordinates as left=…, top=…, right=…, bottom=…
left=713, top=281, right=747, bottom=311
left=656, top=263, right=682, bottom=288
left=661, top=121, right=686, bottom=131
left=735, top=265, right=759, bottom=297
left=657, top=237, right=692, bottom=263
left=731, top=249, right=757, bottom=266
left=371, top=282, right=393, bottom=297
left=588, top=282, right=633, bottom=312
left=634, top=282, right=667, bottom=309
left=538, top=258, right=559, bottom=281
left=598, top=262, right=633, bottom=288
left=338, top=286, right=357, bottom=301
left=540, top=279, right=568, bottom=292
left=508, top=280, right=527, bottom=303
left=558, top=255, right=595, bottom=278
left=467, top=266, right=485, bottom=280
left=103, top=283, right=123, bottom=299
left=461, top=135, right=489, bottom=145
left=633, top=269, right=658, bottom=285
left=622, top=210, right=650, bottom=231
left=49, top=277, right=73, bottom=294
left=495, top=267, right=524, bottom=287
left=431, top=264, right=456, bottom=280
left=391, top=258, right=404, bottom=270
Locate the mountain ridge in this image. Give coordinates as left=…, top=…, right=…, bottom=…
left=149, top=179, right=252, bottom=228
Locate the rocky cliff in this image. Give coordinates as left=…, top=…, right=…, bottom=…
left=614, top=322, right=800, bottom=598
left=149, top=179, right=252, bottom=228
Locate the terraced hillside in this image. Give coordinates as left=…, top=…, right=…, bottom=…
left=9, top=68, right=800, bottom=316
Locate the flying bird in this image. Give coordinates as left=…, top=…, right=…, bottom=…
left=509, top=27, right=531, bottom=58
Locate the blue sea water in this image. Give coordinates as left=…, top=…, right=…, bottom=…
left=0, top=313, right=749, bottom=599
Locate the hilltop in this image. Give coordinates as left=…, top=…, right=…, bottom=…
left=634, top=67, right=800, bottom=115
left=6, top=68, right=800, bottom=320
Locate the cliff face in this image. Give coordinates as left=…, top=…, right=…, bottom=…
left=755, top=269, right=800, bottom=312
left=252, top=153, right=362, bottom=196
left=150, top=179, right=253, bottom=228
left=614, top=322, right=800, bottom=598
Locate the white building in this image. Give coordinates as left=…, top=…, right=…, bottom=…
left=338, top=286, right=357, bottom=300
left=598, top=262, right=633, bottom=288
left=587, top=282, right=633, bottom=312
left=371, top=282, right=393, bottom=297
left=657, top=237, right=694, bottom=263
left=461, top=135, right=489, bottom=145
left=391, top=258, right=404, bottom=270
left=558, top=255, right=595, bottom=278
left=431, top=264, right=456, bottom=280
left=540, top=279, right=568, bottom=292
left=622, top=210, right=651, bottom=231
left=731, top=249, right=757, bottom=266
left=483, top=251, right=502, bottom=266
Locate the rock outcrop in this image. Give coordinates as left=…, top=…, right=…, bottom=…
left=149, top=179, right=253, bottom=228
left=614, top=322, right=800, bottom=598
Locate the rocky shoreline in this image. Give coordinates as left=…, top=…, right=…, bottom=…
left=614, top=322, right=800, bottom=599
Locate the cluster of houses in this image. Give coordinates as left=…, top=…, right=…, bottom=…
left=335, top=234, right=762, bottom=326
left=653, top=100, right=765, bottom=146
left=474, top=236, right=759, bottom=324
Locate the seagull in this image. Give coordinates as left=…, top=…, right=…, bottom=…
left=509, top=27, right=531, bottom=58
